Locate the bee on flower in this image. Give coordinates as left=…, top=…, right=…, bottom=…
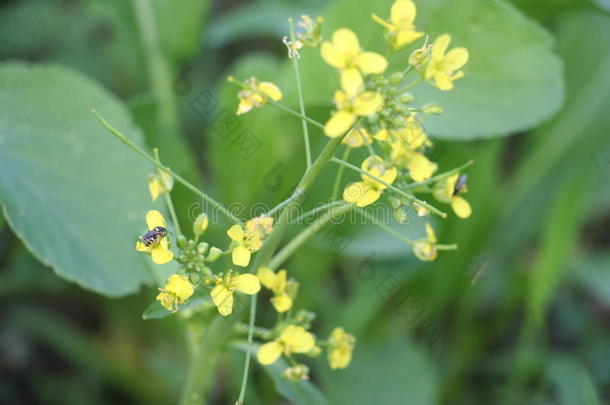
left=228, top=76, right=283, bottom=115
left=156, top=274, right=194, bottom=312
left=344, top=156, right=398, bottom=207
left=136, top=210, right=173, bottom=264
left=372, top=0, right=423, bottom=50
left=433, top=173, right=472, bottom=218
left=210, top=271, right=261, bottom=316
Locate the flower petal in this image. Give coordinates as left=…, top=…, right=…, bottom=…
left=211, top=285, right=234, bottom=316
left=258, top=82, right=282, bottom=101
left=352, top=91, right=383, bottom=116
left=324, top=110, right=356, bottom=138
left=227, top=225, right=244, bottom=241
left=343, top=182, right=368, bottom=204
left=354, top=52, right=387, bottom=74
left=148, top=179, right=160, bottom=202
left=320, top=41, right=346, bottom=69
left=452, top=196, right=472, bottom=218
left=431, top=34, right=451, bottom=61
left=135, top=241, right=149, bottom=252
left=146, top=210, right=166, bottom=229
left=280, top=326, right=315, bottom=354
left=340, top=68, right=364, bottom=98
left=391, top=0, right=416, bottom=26
left=425, top=223, right=437, bottom=243
left=151, top=245, right=174, bottom=264
left=257, top=341, right=283, bottom=365
left=271, top=294, right=293, bottom=313
left=232, top=273, right=261, bottom=294
left=407, top=153, right=437, bottom=182
left=395, top=30, right=424, bottom=48
left=232, top=245, right=251, bottom=267
left=444, top=47, right=469, bottom=71
left=256, top=266, right=277, bottom=289
left=165, top=274, right=194, bottom=301
left=332, top=28, right=360, bottom=57
left=357, top=188, right=381, bottom=207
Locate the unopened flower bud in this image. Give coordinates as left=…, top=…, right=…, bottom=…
left=177, top=235, right=188, bottom=249
left=193, top=213, right=209, bottom=237
left=422, top=103, right=443, bottom=114
left=282, top=364, right=309, bottom=381
left=389, top=72, right=404, bottom=85
left=197, top=242, right=209, bottom=255
left=189, top=273, right=201, bottom=285
left=206, top=247, right=223, bottom=262
left=399, top=92, right=414, bottom=103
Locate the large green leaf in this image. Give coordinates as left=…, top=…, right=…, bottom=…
left=289, top=0, right=563, bottom=139
left=0, top=63, right=168, bottom=297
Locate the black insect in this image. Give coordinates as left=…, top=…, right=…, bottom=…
left=453, top=174, right=468, bottom=196
left=140, top=226, right=168, bottom=247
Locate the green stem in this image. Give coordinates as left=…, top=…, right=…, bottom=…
left=356, top=126, right=377, bottom=158
left=268, top=101, right=325, bottom=130
left=293, top=200, right=346, bottom=225
left=236, top=295, right=256, bottom=405
left=92, top=111, right=243, bottom=225
left=288, top=19, right=312, bottom=169
left=332, top=147, right=351, bottom=200
left=402, top=160, right=474, bottom=190
left=153, top=149, right=182, bottom=236
left=268, top=203, right=352, bottom=270
left=265, top=189, right=305, bottom=218
left=330, top=157, right=447, bottom=217
left=399, top=75, right=424, bottom=92
left=355, top=207, right=415, bottom=245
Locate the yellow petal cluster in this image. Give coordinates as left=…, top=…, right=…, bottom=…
left=135, top=210, right=173, bottom=264
left=227, top=216, right=274, bottom=267
left=257, top=325, right=316, bottom=365
left=343, top=156, right=397, bottom=207
left=327, top=327, right=356, bottom=369
left=425, top=34, right=469, bottom=91
left=211, top=272, right=261, bottom=316
left=236, top=77, right=282, bottom=115
left=372, top=0, right=423, bottom=49
left=257, top=267, right=294, bottom=313
left=433, top=174, right=472, bottom=218
left=156, top=274, right=194, bottom=312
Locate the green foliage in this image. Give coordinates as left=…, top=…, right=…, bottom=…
left=0, top=63, right=166, bottom=297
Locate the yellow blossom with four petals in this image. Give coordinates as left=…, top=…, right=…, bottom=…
left=257, top=267, right=294, bottom=313
left=227, top=216, right=273, bottom=267
left=327, top=327, right=356, bottom=369
left=211, top=272, right=261, bottom=316
left=425, top=34, right=469, bottom=91
left=343, top=156, right=397, bottom=207
left=433, top=173, right=472, bottom=218
left=235, top=77, right=283, bottom=115
left=257, top=325, right=316, bottom=365
left=372, top=0, right=423, bottom=49
left=135, top=210, right=174, bottom=264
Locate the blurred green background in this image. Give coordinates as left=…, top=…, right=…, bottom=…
left=0, top=0, right=609, bottom=404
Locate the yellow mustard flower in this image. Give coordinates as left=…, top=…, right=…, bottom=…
left=148, top=170, right=173, bottom=202
left=425, top=34, right=469, bottom=91
left=324, top=70, right=384, bottom=137
left=433, top=174, right=472, bottom=218
left=372, top=0, right=423, bottom=49
left=257, top=267, right=293, bottom=313
left=257, top=325, right=316, bottom=365
left=342, top=127, right=372, bottom=148
left=227, top=216, right=273, bottom=267
left=395, top=116, right=432, bottom=150
left=412, top=223, right=439, bottom=261
left=210, top=272, right=261, bottom=316
left=235, top=77, right=282, bottom=115
left=343, top=156, right=397, bottom=207
left=156, top=274, right=194, bottom=312
left=321, top=28, right=388, bottom=78
left=389, top=140, right=437, bottom=182
left=135, top=210, right=173, bottom=264
left=327, top=327, right=356, bottom=369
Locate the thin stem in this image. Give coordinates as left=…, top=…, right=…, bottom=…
left=330, top=157, right=447, bottom=218
left=293, top=200, right=346, bottom=225
left=403, top=160, right=474, bottom=191
left=153, top=149, right=182, bottom=236
left=288, top=19, right=312, bottom=169
left=399, top=75, right=424, bottom=92
left=268, top=101, right=325, bottom=130
left=92, top=111, right=243, bottom=225
left=268, top=203, right=352, bottom=270
left=236, top=294, right=256, bottom=405
left=356, top=126, right=377, bottom=158
left=332, top=147, right=351, bottom=200
left=265, top=189, right=304, bottom=218
left=355, top=207, right=415, bottom=245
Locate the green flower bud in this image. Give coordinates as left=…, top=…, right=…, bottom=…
left=189, top=273, right=201, bottom=285
left=192, top=213, right=209, bottom=237
left=206, top=247, right=223, bottom=262
left=389, top=72, right=404, bottom=85
left=187, top=239, right=196, bottom=250
left=282, top=364, right=309, bottom=381
left=422, top=103, right=443, bottom=114
left=177, top=234, right=188, bottom=249
left=197, top=242, right=209, bottom=255
left=399, top=92, right=414, bottom=103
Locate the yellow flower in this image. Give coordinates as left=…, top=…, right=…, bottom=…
left=343, top=156, right=397, bottom=207
left=156, top=274, right=194, bottom=312
left=227, top=216, right=273, bottom=267
left=425, top=34, right=469, bottom=91
left=135, top=210, right=174, bottom=264
left=193, top=213, right=209, bottom=237
left=148, top=170, right=173, bottom=202
left=257, top=267, right=293, bottom=313
left=372, top=0, right=423, bottom=49
left=341, top=127, right=372, bottom=148
left=210, top=272, right=261, bottom=316
left=412, top=223, right=438, bottom=261
left=324, top=70, right=384, bottom=137
left=394, top=116, right=432, bottom=150
left=433, top=174, right=472, bottom=218
left=389, top=139, right=437, bottom=182
left=235, top=77, right=282, bottom=115
left=257, top=325, right=316, bottom=365
left=327, top=327, right=356, bottom=369
left=321, top=28, right=388, bottom=77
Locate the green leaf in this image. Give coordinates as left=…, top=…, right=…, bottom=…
left=0, top=63, right=165, bottom=297
left=548, top=356, right=601, bottom=405
left=291, top=0, right=563, bottom=139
